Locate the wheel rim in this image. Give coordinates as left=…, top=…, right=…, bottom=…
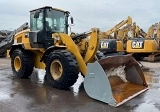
left=50, top=59, right=63, bottom=80
left=14, top=56, right=21, bottom=71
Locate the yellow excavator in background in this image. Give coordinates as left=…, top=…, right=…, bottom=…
left=126, top=22, right=160, bottom=61
left=7, top=6, right=148, bottom=107
left=116, top=22, right=137, bottom=50
left=99, top=16, right=132, bottom=55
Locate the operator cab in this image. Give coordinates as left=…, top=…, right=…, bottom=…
left=29, top=6, right=70, bottom=48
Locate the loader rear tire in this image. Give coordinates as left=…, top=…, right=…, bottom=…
left=11, top=49, right=34, bottom=78
left=45, top=50, right=79, bottom=89
left=96, top=51, right=105, bottom=60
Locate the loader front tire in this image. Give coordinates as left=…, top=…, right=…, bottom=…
left=11, top=49, right=34, bottom=78
left=45, top=50, right=79, bottom=89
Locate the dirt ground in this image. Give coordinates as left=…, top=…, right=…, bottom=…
left=0, top=58, right=160, bottom=112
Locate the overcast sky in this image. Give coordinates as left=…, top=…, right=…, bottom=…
left=0, top=0, right=160, bottom=33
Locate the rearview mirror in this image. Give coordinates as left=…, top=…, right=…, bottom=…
left=34, top=10, right=40, bottom=18
left=70, top=17, right=74, bottom=24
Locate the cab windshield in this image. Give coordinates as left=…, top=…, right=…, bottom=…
left=45, top=9, right=67, bottom=33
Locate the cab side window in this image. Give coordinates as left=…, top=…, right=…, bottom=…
left=30, top=11, right=43, bottom=31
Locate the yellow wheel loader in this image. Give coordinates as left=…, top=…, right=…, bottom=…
left=8, top=6, right=148, bottom=107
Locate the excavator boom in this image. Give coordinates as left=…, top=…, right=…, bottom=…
left=101, top=16, right=132, bottom=38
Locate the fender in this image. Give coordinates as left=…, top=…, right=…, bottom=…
left=40, top=46, right=66, bottom=62
left=9, top=43, right=25, bottom=56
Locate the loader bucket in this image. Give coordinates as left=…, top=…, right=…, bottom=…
left=84, top=54, right=148, bottom=107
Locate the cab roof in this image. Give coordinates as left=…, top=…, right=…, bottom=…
left=30, top=6, right=69, bottom=13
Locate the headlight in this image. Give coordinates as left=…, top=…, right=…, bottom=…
left=25, top=33, right=29, bottom=38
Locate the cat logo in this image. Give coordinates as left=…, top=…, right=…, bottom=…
left=100, top=41, right=109, bottom=48
left=131, top=41, right=144, bottom=49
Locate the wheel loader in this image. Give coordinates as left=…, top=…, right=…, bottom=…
left=8, top=6, right=148, bottom=107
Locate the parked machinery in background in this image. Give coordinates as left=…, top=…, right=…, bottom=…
left=99, top=16, right=132, bottom=56
left=126, top=22, right=160, bottom=61
left=0, top=23, right=29, bottom=57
